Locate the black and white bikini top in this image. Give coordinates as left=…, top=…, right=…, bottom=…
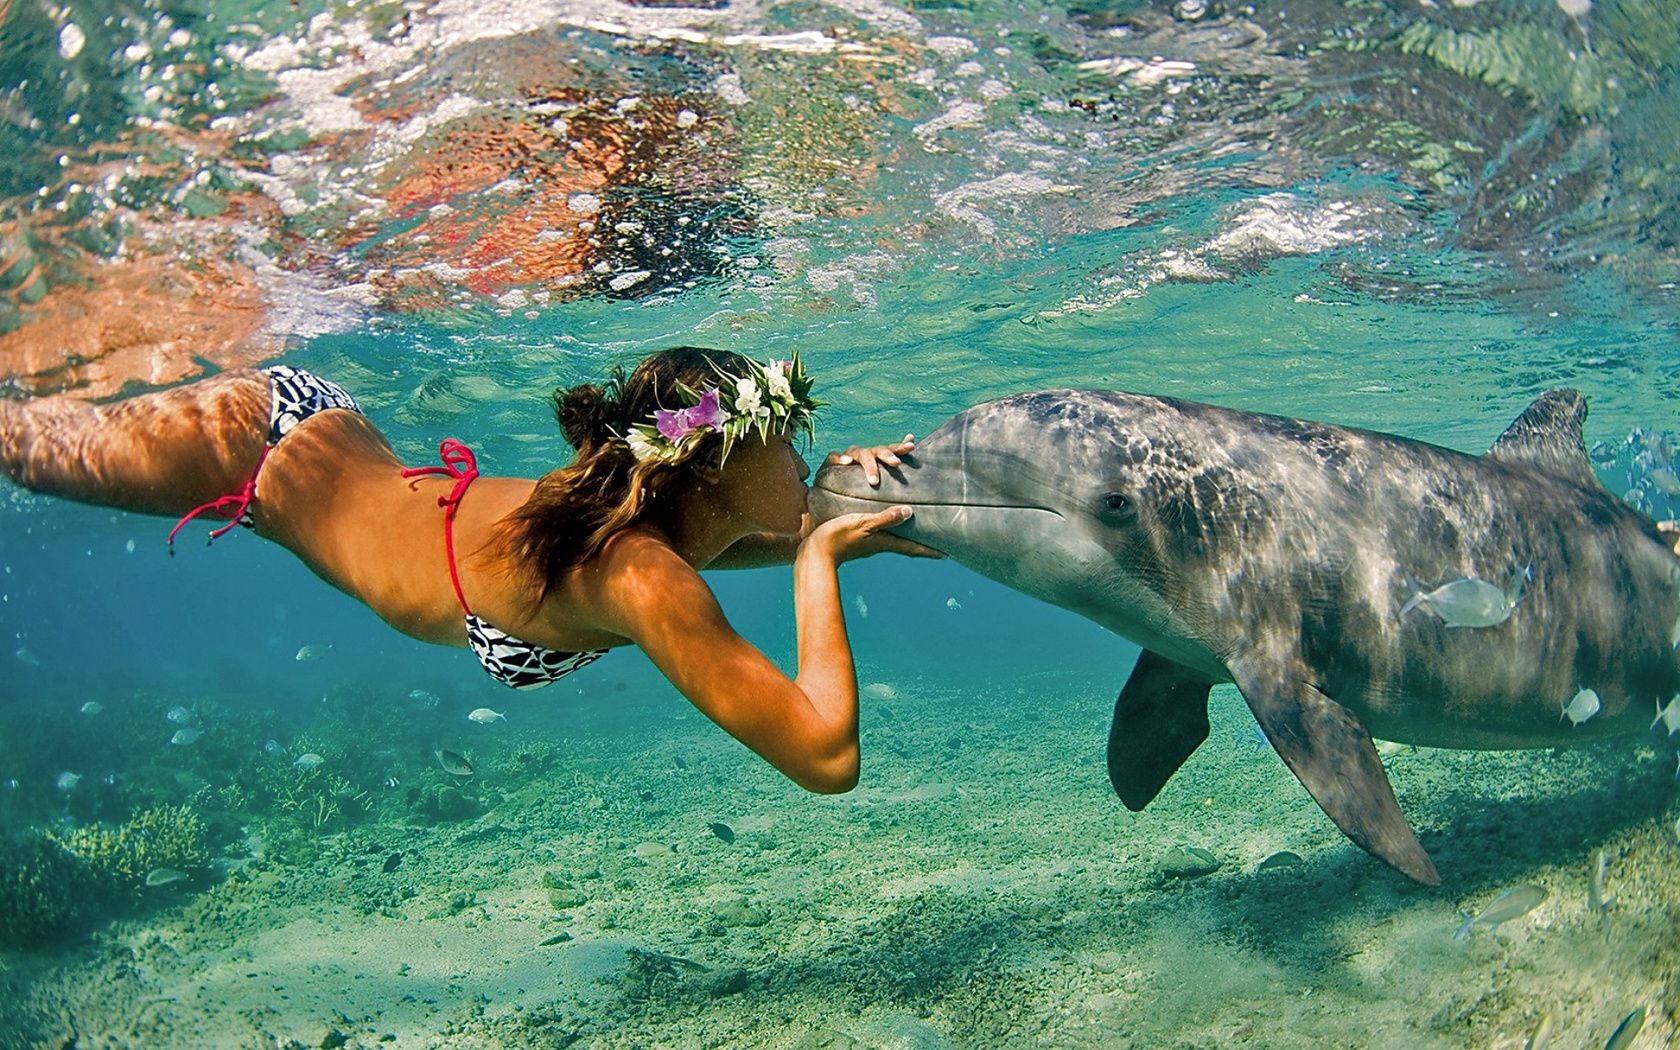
left=401, top=438, right=608, bottom=690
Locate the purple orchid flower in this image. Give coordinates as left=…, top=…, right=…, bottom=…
left=687, top=388, right=723, bottom=429
left=654, top=408, right=686, bottom=442
left=654, top=388, right=724, bottom=443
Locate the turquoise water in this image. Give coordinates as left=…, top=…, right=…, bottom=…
left=2, top=0, right=1679, bottom=1045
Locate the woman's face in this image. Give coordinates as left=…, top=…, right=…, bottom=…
left=719, top=428, right=811, bottom=535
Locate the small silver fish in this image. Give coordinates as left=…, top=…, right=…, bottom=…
left=1603, top=1007, right=1645, bottom=1050
left=435, top=749, right=474, bottom=776
left=1588, top=849, right=1615, bottom=944
left=1455, top=883, right=1547, bottom=939
left=80, top=701, right=103, bottom=715
left=56, top=771, right=82, bottom=791
left=1525, top=1012, right=1554, bottom=1050
left=1652, top=695, right=1680, bottom=737
left=409, top=689, right=441, bottom=708
left=1562, top=688, right=1602, bottom=727
left=170, top=727, right=202, bottom=746
left=1400, top=566, right=1529, bottom=628
left=165, top=704, right=194, bottom=725
left=945, top=596, right=962, bottom=610
left=295, top=643, right=332, bottom=662
left=263, top=739, right=285, bottom=757
left=292, top=752, right=325, bottom=770
left=15, top=647, right=39, bottom=666
left=853, top=594, right=869, bottom=618
left=145, top=867, right=188, bottom=887
left=467, top=708, right=506, bottom=724
left=862, top=683, right=898, bottom=700
left=1649, top=467, right=1680, bottom=496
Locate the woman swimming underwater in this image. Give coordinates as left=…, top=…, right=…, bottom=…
left=0, top=347, right=932, bottom=792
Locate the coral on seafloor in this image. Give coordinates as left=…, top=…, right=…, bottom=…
left=0, top=833, right=100, bottom=948
left=50, top=804, right=209, bottom=892
left=0, top=805, right=210, bottom=947
left=421, top=782, right=485, bottom=823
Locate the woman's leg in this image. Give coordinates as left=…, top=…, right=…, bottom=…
left=0, top=370, right=271, bottom=516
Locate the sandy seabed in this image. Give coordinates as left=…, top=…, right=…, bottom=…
left=2, top=664, right=1677, bottom=1050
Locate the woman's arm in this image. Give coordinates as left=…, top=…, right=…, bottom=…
left=589, top=510, right=914, bottom=792
left=705, top=530, right=802, bottom=570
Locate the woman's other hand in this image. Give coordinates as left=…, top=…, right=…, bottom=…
left=1660, top=519, right=1680, bottom=557
left=826, top=434, right=915, bottom=487
left=803, top=505, right=941, bottom=563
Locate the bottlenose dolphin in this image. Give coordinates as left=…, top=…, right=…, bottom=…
left=812, top=388, right=1680, bottom=884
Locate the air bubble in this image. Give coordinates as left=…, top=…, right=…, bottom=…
left=59, top=24, right=86, bottom=60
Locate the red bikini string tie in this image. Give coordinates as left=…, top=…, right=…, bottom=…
left=400, top=438, right=480, bottom=615
left=167, top=444, right=273, bottom=553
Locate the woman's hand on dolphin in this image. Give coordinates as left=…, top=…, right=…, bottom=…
left=1660, top=519, right=1680, bottom=557
left=827, top=434, right=915, bottom=487
left=804, top=504, right=943, bottom=563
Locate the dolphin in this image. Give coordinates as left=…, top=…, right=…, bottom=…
left=812, top=388, right=1680, bottom=884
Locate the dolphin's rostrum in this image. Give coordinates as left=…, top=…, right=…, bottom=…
left=812, top=388, right=1680, bottom=884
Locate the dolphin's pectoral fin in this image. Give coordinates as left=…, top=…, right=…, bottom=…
left=1229, top=659, right=1441, bottom=885
left=1106, top=650, right=1213, bottom=810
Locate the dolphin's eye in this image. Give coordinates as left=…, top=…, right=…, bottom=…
left=1100, top=491, right=1134, bottom=518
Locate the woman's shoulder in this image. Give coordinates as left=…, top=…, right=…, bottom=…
left=578, top=524, right=701, bottom=592
left=563, top=525, right=720, bottom=639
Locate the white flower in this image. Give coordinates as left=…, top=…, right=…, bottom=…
left=764, top=361, right=793, bottom=403
left=733, top=376, right=764, bottom=417
left=625, top=429, right=661, bottom=462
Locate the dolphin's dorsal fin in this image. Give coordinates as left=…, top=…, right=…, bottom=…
left=1485, top=388, right=1602, bottom=489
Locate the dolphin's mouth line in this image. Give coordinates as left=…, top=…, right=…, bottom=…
left=812, top=484, right=1062, bottom=517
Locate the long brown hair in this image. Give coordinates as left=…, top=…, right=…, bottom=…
left=498, top=346, right=756, bottom=599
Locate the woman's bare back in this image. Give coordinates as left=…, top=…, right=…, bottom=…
left=265, top=415, right=629, bottom=652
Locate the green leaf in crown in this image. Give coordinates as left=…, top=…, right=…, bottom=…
left=623, top=351, right=822, bottom=465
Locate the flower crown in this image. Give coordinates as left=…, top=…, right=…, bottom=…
left=618, top=351, right=823, bottom=465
